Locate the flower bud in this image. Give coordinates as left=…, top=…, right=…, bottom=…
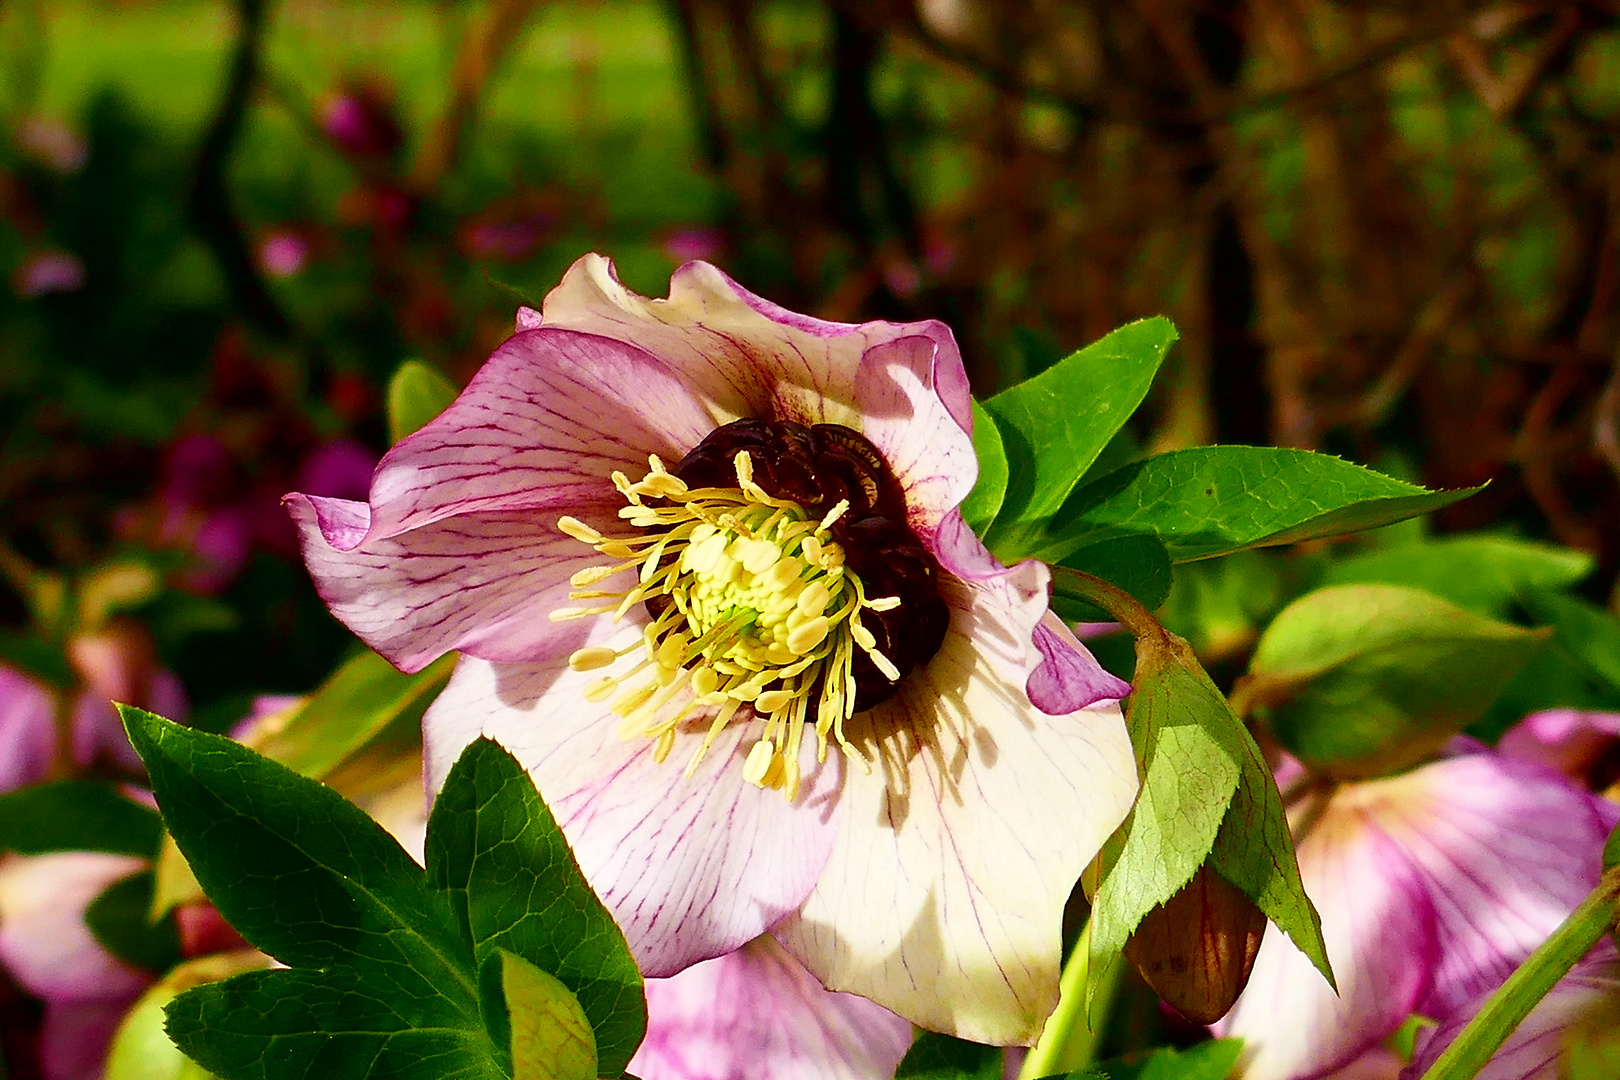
left=1121, top=863, right=1267, bottom=1025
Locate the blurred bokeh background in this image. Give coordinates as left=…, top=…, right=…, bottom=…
left=6, top=1, right=1620, bottom=1074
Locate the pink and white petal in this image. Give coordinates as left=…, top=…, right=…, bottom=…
left=422, top=645, right=841, bottom=977
left=1216, top=806, right=1438, bottom=1080
left=1497, top=709, right=1620, bottom=784
left=0, top=665, right=57, bottom=792
left=1353, top=754, right=1614, bottom=1016
left=772, top=572, right=1137, bottom=1045
left=0, top=852, right=152, bottom=1003
left=849, top=334, right=976, bottom=539
left=628, top=936, right=914, bottom=1080
left=1403, top=945, right=1620, bottom=1080
left=538, top=255, right=970, bottom=437
left=1319, top=1048, right=1406, bottom=1080
left=358, top=327, right=724, bottom=539
left=41, top=998, right=140, bottom=1080
left=930, top=513, right=1131, bottom=712
left=286, top=501, right=629, bottom=671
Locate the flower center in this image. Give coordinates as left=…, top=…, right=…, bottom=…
left=552, top=419, right=948, bottom=798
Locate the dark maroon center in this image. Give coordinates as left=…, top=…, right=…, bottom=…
left=671, top=418, right=950, bottom=712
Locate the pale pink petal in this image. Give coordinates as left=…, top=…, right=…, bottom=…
left=628, top=936, right=913, bottom=1080
left=772, top=570, right=1137, bottom=1045
left=286, top=328, right=723, bottom=670
left=1404, top=944, right=1620, bottom=1080
left=422, top=645, right=842, bottom=977
left=1320, top=1048, right=1405, bottom=1080
left=538, top=254, right=971, bottom=441
left=0, top=665, right=57, bottom=792
left=847, top=334, right=975, bottom=539
left=1359, top=754, right=1614, bottom=1015
left=0, top=852, right=152, bottom=1003
left=1498, top=709, right=1620, bottom=783
left=360, top=328, right=721, bottom=538
left=286, top=500, right=626, bottom=671
left=931, top=513, right=1130, bottom=712
left=1217, top=804, right=1438, bottom=1080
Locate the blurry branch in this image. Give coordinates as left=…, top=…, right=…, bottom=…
left=1597, top=353, right=1620, bottom=483
left=409, top=0, right=543, bottom=193
left=897, top=3, right=1480, bottom=128
left=189, top=0, right=292, bottom=340
left=1445, top=5, right=1583, bottom=120
left=1348, top=273, right=1477, bottom=430
left=667, top=0, right=729, bottom=171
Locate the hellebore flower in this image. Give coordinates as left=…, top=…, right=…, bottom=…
left=0, top=851, right=154, bottom=1080
left=1497, top=709, right=1620, bottom=798
left=1403, top=942, right=1620, bottom=1080
left=286, top=254, right=1138, bottom=1043
left=0, top=663, right=57, bottom=792
left=1216, top=743, right=1617, bottom=1080
left=629, top=935, right=914, bottom=1080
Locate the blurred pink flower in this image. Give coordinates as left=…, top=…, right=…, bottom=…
left=0, top=851, right=152, bottom=1080
left=14, top=115, right=88, bottom=173
left=15, top=250, right=86, bottom=297
left=0, top=664, right=58, bottom=792
left=661, top=226, right=725, bottom=263
left=1403, top=942, right=1620, bottom=1080
left=257, top=230, right=311, bottom=278
left=1217, top=737, right=1617, bottom=1080
left=628, top=936, right=913, bottom=1080
left=68, top=625, right=188, bottom=773
left=1498, top=709, right=1620, bottom=794
left=286, top=253, right=1137, bottom=1043
left=320, top=84, right=404, bottom=160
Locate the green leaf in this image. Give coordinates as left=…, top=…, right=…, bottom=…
left=122, top=706, right=475, bottom=1010
left=960, top=400, right=1009, bottom=536
left=85, top=870, right=182, bottom=974
left=1013, top=446, right=1479, bottom=565
left=1519, top=591, right=1620, bottom=697
left=243, top=651, right=455, bottom=782
left=1050, top=535, right=1173, bottom=624
left=1056, top=1039, right=1245, bottom=1080
left=498, top=950, right=597, bottom=1080
left=1320, top=535, right=1593, bottom=617
left=1206, top=727, right=1331, bottom=987
left=123, top=708, right=647, bottom=1080
left=0, top=780, right=163, bottom=857
left=426, top=738, right=645, bottom=1076
left=1156, top=551, right=1296, bottom=663
left=1089, top=636, right=1245, bottom=961
left=155, top=651, right=454, bottom=915
left=1605, top=822, right=1620, bottom=873
left=1091, top=634, right=1330, bottom=991
left=984, top=318, right=1177, bottom=551
left=106, top=951, right=270, bottom=1080
left=166, top=967, right=505, bottom=1080
left=387, top=360, right=459, bottom=445
left=1246, top=585, right=1548, bottom=779
left=1471, top=641, right=1620, bottom=744
left=895, top=1033, right=1004, bottom=1079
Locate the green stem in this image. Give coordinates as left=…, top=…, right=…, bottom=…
left=1417, top=869, right=1620, bottom=1080
left=1048, top=566, right=1167, bottom=644
left=1019, top=920, right=1122, bottom=1080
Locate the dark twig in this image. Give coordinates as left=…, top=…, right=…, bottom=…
left=188, top=0, right=291, bottom=339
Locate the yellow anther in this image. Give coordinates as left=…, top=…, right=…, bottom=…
left=801, top=535, right=823, bottom=564
left=817, top=499, right=850, bottom=533
left=865, top=595, right=901, bottom=612
left=583, top=677, right=618, bottom=703
left=691, top=665, right=720, bottom=698
left=557, top=516, right=604, bottom=544
left=850, top=622, right=877, bottom=650
left=868, top=649, right=902, bottom=682
left=551, top=606, right=607, bottom=622
left=571, top=565, right=621, bottom=587
left=795, top=581, right=831, bottom=617
left=742, top=739, right=777, bottom=786
left=569, top=646, right=620, bottom=672
left=733, top=450, right=754, bottom=488
left=786, top=616, right=831, bottom=655
left=755, top=688, right=794, bottom=714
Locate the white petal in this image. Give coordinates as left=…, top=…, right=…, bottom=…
left=773, top=572, right=1137, bottom=1045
